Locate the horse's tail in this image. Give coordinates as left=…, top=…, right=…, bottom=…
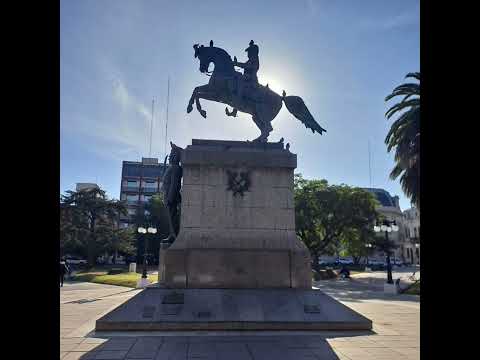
left=282, top=90, right=326, bottom=135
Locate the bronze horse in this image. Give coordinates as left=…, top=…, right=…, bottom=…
left=187, top=41, right=326, bottom=142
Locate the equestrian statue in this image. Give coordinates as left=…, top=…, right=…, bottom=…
left=187, top=40, right=326, bottom=142
left=161, top=142, right=183, bottom=244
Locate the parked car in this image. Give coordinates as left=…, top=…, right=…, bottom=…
left=336, top=257, right=354, bottom=265
left=65, top=255, right=87, bottom=265
left=392, top=259, right=404, bottom=267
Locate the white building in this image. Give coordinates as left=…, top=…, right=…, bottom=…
left=402, top=207, right=420, bottom=265
left=362, top=188, right=409, bottom=263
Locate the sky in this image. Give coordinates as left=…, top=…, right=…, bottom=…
left=60, top=0, right=419, bottom=211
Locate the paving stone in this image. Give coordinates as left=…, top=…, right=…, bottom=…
left=126, top=337, right=163, bottom=358
left=97, top=338, right=137, bottom=351
left=286, top=348, right=321, bottom=359
left=246, top=342, right=291, bottom=360
left=309, top=342, right=340, bottom=359
left=61, top=343, right=80, bottom=352
left=154, top=342, right=187, bottom=360
left=95, top=350, right=129, bottom=359
left=188, top=343, right=216, bottom=357
left=62, top=352, right=96, bottom=360
left=61, top=338, right=85, bottom=345
left=215, top=342, right=252, bottom=360
left=73, top=343, right=104, bottom=352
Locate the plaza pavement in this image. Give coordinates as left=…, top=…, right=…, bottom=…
left=350, top=267, right=420, bottom=290
left=60, top=279, right=419, bottom=360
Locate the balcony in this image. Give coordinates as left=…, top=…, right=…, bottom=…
left=142, top=187, right=159, bottom=193
left=122, top=186, right=140, bottom=193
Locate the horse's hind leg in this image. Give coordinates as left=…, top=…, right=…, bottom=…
left=251, top=111, right=274, bottom=142
left=187, top=87, right=197, bottom=114
left=195, top=96, right=207, bottom=118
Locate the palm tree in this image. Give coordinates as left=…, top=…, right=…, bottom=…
left=385, top=72, right=420, bottom=208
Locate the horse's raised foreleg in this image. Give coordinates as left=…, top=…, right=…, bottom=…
left=193, top=86, right=222, bottom=119
left=187, top=87, right=198, bottom=114
left=187, top=85, right=213, bottom=118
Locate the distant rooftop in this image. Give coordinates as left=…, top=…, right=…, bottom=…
left=361, top=188, right=397, bottom=208
left=122, top=157, right=166, bottom=178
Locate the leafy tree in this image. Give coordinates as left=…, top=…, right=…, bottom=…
left=60, top=187, right=128, bottom=267
left=340, top=227, right=376, bottom=265
left=95, top=225, right=136, bottom=263
left=385, top=72, right=420, bottom=208
left=294, top=175, right=378, bottom=270
left=60, top=204, right=89, bottom=258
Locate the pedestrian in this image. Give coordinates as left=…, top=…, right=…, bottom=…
left=339, top=266, right=350, bottom=279
left=60, top=259, right=70, bottom=287
left=65, top=259, right=72, bottom=278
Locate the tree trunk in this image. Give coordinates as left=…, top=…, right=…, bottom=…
left=87, top=215, right=96, bottom=268
left=312, top=252, right=320, bottom=272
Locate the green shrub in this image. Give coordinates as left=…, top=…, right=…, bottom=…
left=403, top=280, right=420, bottom=295
left=72, top=271, right=157, bottom=288
left=107, top=268, right=124, bottom=275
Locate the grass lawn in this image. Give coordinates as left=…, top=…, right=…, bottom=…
left=403, top=280, right=420, bottom=295
left=72, top=270, right=158, bottom=288
left=349, top=271, right=363, bottom=276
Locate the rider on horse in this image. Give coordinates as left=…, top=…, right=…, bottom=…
left=235, top=40, right=259, bottom=84
left=226, top=40, right=261, bottom=118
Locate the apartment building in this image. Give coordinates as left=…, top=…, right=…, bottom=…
left=119, top=157, right=166, bottom=228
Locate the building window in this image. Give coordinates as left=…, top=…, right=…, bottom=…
left=413, top=227, right=417, bottom=238
left=126, top=180, right=139, bottom=188
left=127, top=208, right=136, bottom=216
left=126, top=194, right=138, bottom=203
left=143, top=180, right=157, bottom=188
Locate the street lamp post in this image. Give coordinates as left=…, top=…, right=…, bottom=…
left=137, top=226, right=157, bottom=286
left=374, top=220, right=399, bottom=285
left=365, top=243, right=372, bottom=268
left=415, top=243, right=420, bottom=267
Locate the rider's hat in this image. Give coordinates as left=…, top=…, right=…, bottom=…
left=245, top=40, right=259, bottom=57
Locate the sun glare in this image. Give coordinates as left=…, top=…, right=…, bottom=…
left=258, top=73, right=288, bottom=95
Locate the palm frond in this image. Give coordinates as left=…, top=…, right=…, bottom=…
left=384, top=72, right=420, bottom=208
left=385, top=83, right=420, bottom=102
left=405, top=72, right=420, bottom=81
left=385, top=99, right=420, bottom=119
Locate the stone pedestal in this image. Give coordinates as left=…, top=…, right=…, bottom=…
left=162, top=139, right=311, bottom=289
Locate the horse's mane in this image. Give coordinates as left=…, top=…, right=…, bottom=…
left=211, top=47, right=232, bottom=61
left=205, top=46, right=235, bottom=74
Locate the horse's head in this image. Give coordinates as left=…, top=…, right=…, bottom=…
left=193, top=41, right=234, bottom=75
left=193, top=43, right=213, bottom=74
